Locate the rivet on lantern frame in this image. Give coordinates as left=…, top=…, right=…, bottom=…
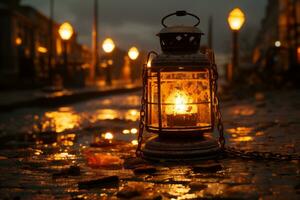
left=136, top=11, right=225, bottom=161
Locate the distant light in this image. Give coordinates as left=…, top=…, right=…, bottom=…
left=129, top=110, right=138, bottom=116
left=103, top=132, right=114, bottom=140
left=102, top=38, right=115, bottom=53
left=122, top=129, right=130, bottom=134
left=130, top=128, right=138, bottom=134
left=15, top=37, right=22, bottom=45
left=275, top=41, right=281, bottom=47
left=58, top=22, right=74, bottom=41
left=38, top=46, right=48, bottom=53
left=128, top=47, right=139, bottom=60
left=228, top=8, right=245, bottom=31
left=100, top=62, right=108, bottom=68
left=147, top=60, right=152, bottom=68
left=131, top=139, right=138, bottom=146
left=107, top=59, right=113, bottom=65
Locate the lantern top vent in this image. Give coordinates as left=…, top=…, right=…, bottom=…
left=158, top=11, right=204, bottom=54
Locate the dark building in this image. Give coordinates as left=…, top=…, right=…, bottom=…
left=0, top=0, right=91, bottom=88
left=253, top=0, right=300, bottom=74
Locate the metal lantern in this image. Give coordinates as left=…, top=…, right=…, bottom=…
left=137, top=11, right=224, bottom=161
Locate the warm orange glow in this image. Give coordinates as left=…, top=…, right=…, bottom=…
left=51, top=152, right=76, bottom=161
left=147, top=59, right=152, bottom=68
left=125, top=109, right=139, bottom=121
left=131, top=140, right=138, bottom=146
left=107, top=59, right=113, bottom=65
left=44, top=110, right=80, bottom=133
left=86, top=153, right=124, bottom=168
left=102, top=38, right=115, bottom=53
left=95, top=109, right=118, bottom=120
left=128, top=46, right=139, bottom=60
left=15, top=37, right=22, bottom=45
left=58, top=22, right=74, bottom=41
left=122, top=129, right=130, bottom=134
left=56, top=38, right=62, bottom=55
left=166, top=91, right=197, bottom=115
left=148, top=71, right=211, bottom=129
left=130, top=128, right=138, bottom=134
left=38, top=46, right=48, bottom=53
left=228, top=8, right=245, bottom=31
left=102, top=132, right=114, bottom=140
left=231, top=136, right=253, bottom=142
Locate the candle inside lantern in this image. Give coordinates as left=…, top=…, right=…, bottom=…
left=165, top=91, right=198, bottom=127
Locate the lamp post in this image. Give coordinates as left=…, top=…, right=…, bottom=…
left=58, top=22, right=73, bottom=81
left=227, top=8, right=245, bottom=82
left=136, top=11, right=223, bottom=161
left=102, top=38, right=115, bottom=86
left=128, top=46, right=139, bottom=83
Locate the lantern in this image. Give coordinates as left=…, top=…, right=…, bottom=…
left=136, top=11, right=222, bottom=161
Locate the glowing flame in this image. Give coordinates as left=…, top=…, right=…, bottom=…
left=166, top=91, right=197, bottom=115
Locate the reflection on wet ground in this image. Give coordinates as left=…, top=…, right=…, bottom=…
left=0, top=91, right=300, bottom=199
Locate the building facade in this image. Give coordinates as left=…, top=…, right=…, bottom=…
left=0, top=1, right=91, bottom=88
left=253, top=0, right=300, bottom=74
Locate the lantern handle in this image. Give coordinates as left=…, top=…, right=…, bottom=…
left=161, top=11, right=200, bottom=28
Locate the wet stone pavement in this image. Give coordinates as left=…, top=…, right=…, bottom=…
left=0, top=90, right=300, bottom=199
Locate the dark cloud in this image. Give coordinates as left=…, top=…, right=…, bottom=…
left=21, top=0, right=267, bottom=55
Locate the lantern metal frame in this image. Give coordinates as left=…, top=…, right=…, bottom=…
left=136, top=11, right=223, bottom=161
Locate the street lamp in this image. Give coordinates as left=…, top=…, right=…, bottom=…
left=58, top=22, right=74, bottom=41
left=58, top=22, right=74, bottom=81
left=136, top=11, right=223, bottom=161
left=102, top=38, right=115, bottom=86
left=102, top=38, right=115, bottom=53
left=127, top=47, right=139, bottom=83
left=128, top=47, right=139, bottom=60
left=227, top=8, right=245, bottom=82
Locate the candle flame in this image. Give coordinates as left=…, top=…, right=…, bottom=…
left=166, top=91, right=197, bottom=115
left=174, top=95, right=188, bottom=114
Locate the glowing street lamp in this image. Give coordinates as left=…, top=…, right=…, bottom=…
left=227, top=8, right=245, bottom=82
left=228, top=8, right=245, bottom=31
left=102, top=38, right=115, bottom=86
left=127, top=46, right=139, bottom=83
left=128, top=47, right=139, bottom=60
left=136, top=11, right=222, bottom=161
left=58, top=22, right=74, bottom=80
left=58, top=22, right=74, bottom=41
left=102, top=38, right=115, bottom=53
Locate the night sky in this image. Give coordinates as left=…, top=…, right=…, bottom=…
left=22, top=0, right=268, bottom=61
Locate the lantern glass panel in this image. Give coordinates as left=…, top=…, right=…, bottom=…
left=147, top=68, right=212, bottom=132
left=147, top=72, right=159, bottom=127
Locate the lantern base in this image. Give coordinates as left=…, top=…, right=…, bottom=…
left=142, top=134, right=220, bottom=162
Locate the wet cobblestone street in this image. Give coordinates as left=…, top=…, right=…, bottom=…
left=0, top=90, right=300, bottom=200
